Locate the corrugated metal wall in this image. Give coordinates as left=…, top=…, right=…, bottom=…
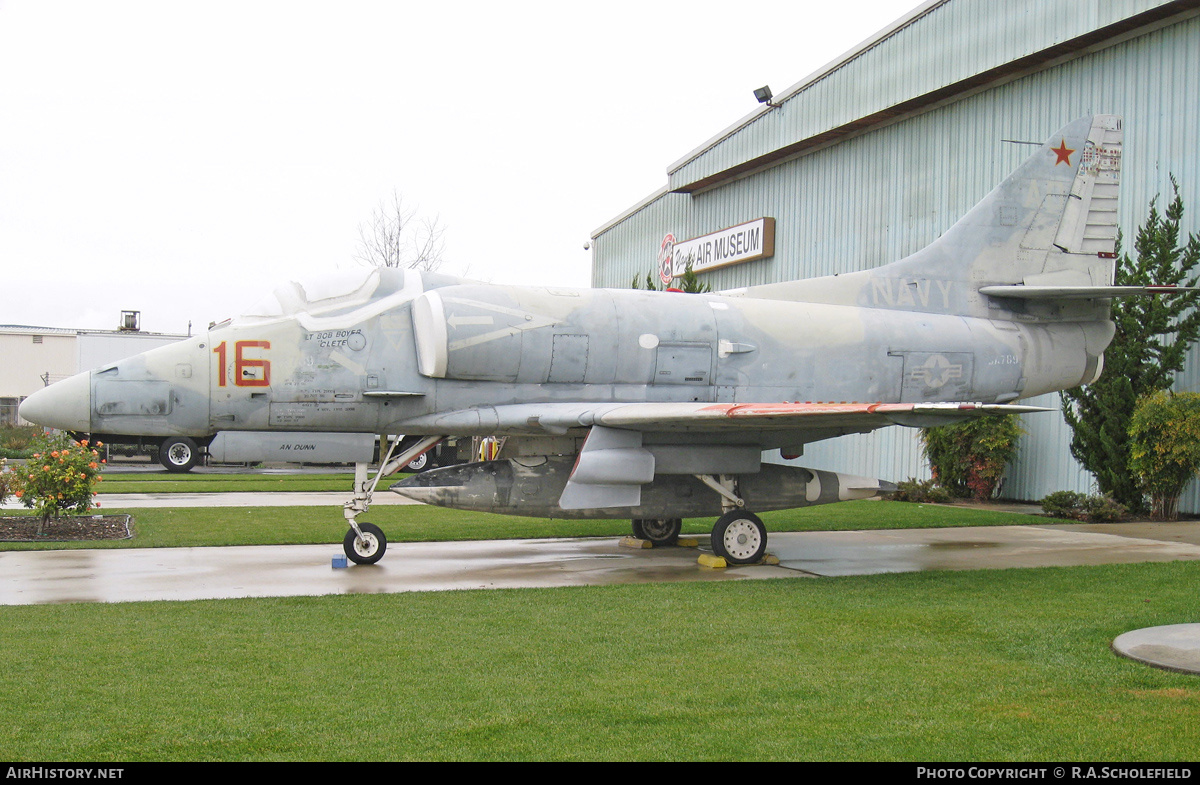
left=591, top=1, right=1200, bottom=507
left=666, top=0, right=1180, bottom=190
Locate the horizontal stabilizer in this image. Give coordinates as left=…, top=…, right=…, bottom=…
left=980, top=285, right=1200, bottom=300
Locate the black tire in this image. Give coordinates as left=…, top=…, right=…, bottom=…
left=405, top=452, right=430, bottom=472
left=159, top=436, right=199, bottom=473
left=633, top=518, right=682, bottom=546
left=711, top=510, right=767, bottom=565
left=343, top=522, right=387, bottom=565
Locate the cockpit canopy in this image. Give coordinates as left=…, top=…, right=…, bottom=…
left=222, top=267, right=463, bottom=332
left=241, top=268, right=394, bottom=321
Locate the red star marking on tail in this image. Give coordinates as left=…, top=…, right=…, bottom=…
left=1051, top=139, right=1075, bottom=166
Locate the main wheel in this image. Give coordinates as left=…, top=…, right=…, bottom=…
left=632, top=518, right=682, bottom=546
left=711, top=511, right=767, bottom=565
left=343, top=522, right=387, bottom=565
left=405, top=452, right=430, bottom=472
left=159, top=436, right=199, bottom=473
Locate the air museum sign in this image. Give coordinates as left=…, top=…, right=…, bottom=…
left=660, top=217, right=775, bottom=283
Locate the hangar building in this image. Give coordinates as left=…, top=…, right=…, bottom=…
left=588, top=0, right=1200, bottom=508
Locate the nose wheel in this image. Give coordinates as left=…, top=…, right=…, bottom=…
left=343, top=522, right=387, bottom=565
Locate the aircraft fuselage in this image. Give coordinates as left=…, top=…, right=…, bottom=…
left=59, top=277, right=1104, bottom=447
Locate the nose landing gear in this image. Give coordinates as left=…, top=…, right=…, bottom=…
left=343, top=522, right=387, bottom=565
left=341, top=435, right=444, bottom=565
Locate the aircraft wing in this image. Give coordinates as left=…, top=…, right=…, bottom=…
left=394, top=400, right=1049, bottom=513
left=398, top=400, right=1050, bottom=443
left=585, top=401, right=1045, bottom=432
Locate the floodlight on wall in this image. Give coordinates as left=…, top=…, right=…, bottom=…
left=754, top=85, right=780, bottom=108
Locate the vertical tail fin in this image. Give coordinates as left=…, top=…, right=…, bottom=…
left=745, top=115, right=1124, bottom=320
left=921, top=115, right=1122, bottom=310
left=881, top=114, right=1123, bottom=319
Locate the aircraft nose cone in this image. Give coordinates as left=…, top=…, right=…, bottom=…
left=18, top=372, right=91, bottom=432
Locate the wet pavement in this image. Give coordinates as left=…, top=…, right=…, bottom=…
left=4, top=489, right=1200, bottom=673
left=0, top=536, right=796, bottom=605
left=4, top=491, right=421, bottom=509
left=5, top=518, right=1200, bottom=606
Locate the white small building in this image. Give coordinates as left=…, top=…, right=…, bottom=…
left=1, top=317, right=188, bottom=426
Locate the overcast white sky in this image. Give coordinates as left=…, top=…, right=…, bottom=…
left=1, top=0, right=918, bottom=335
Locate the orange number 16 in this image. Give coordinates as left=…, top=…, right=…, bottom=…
left=213, top=340, right=271, bottom=387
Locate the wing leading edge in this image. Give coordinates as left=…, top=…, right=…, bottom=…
left=395, top=400, right=1050, bottom=440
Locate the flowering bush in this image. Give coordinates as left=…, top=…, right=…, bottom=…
left=11, top=433, right=105, bottom=533
left=0, top=457, right=14, bottom=505
left=920, top=415, right=1024, bottom=501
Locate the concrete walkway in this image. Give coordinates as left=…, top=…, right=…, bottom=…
left=5, top=519, right=1200, bottom=604
left=4, top=492, right=1200, bottom=673
left=1, top=491, right=417, bottom=510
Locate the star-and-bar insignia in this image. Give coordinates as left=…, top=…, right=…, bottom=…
left=1051, top=139, right=1075, bottom=166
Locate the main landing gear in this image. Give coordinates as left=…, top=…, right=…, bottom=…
left=341, top=435, right=444, bottom=565
left=711, top=509, right=767, bottom=565
left=629, top=475, right=769, bottom=565
left=695, top=474, right=767, bottom=564
left=631, top=518, right=682, bottom=546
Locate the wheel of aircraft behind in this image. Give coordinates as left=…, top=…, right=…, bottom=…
left=631, top=518, right=682, bottom=546
left=159, top=436, right=199, bottom=473
left=711, top=510, right=767, bottom=565
left=404, top=452, right=430, bottom=472
left=344, top=522, right=387, bottom=565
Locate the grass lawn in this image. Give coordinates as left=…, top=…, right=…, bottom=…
left=1, top=561, right=1198, bottom=761
left=3, top=476, right=1198, bottom=761
left=0, top=499, right=1063, bottom=551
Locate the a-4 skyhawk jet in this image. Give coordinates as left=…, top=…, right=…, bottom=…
left=23, top=115, right=1165, bottom=566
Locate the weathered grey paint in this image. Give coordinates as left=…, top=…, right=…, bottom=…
left=591, top=4, right=1200, bottom=509
left=20, top=116, right=1137, bottom=523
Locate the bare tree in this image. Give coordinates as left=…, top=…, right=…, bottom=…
left=355, top=190, right=446, bottom=271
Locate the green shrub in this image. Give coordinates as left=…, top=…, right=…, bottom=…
left=1040, top=490, right=1127, bottom=522
left=1081, top=493, right=1128, bottom=523
left=0, top=425, right=42, bottom=459
left=1129, top=390, right=1200, bottom=520
left=1041, top=490, right=1088, bottom=518
left=889, top=478, right=953, bottom=504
